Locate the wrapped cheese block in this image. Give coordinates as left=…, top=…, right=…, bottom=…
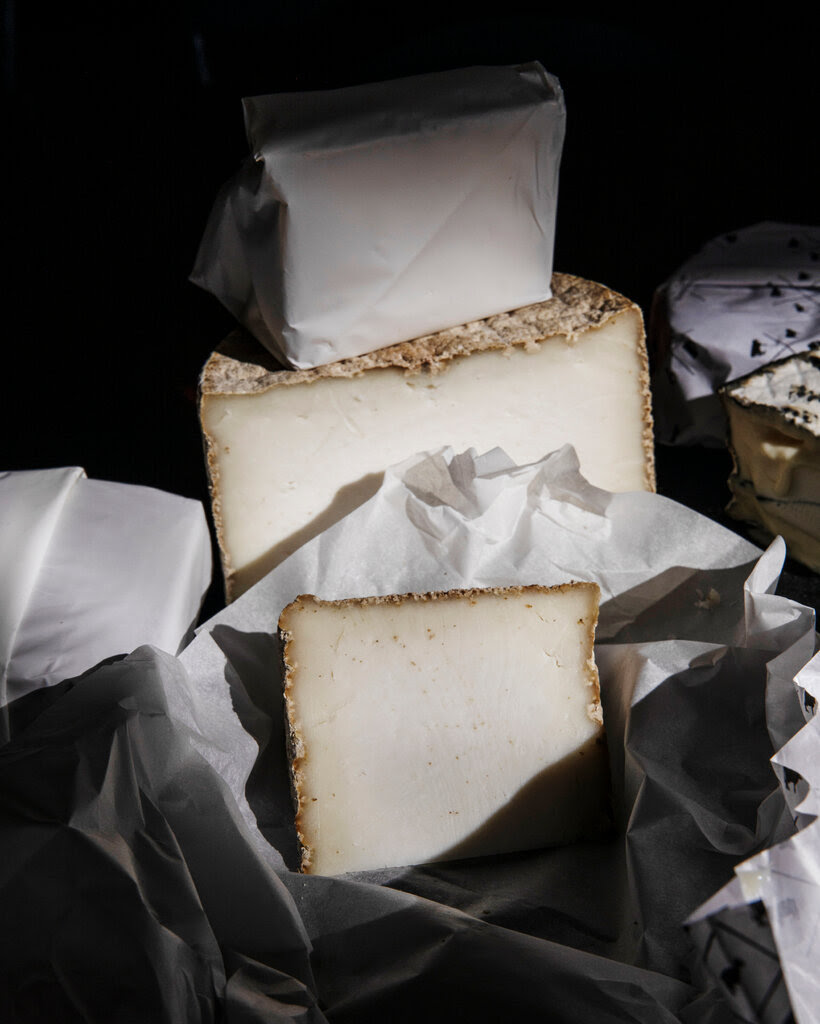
left=722, top=351, right=820, bottom=571
left=650, top=222, right=820, bottom=446
left=191, top=63, right=566, bottom=369
left=200, top=273, right=655, bottom=600
left=279, top=583, right=607, bottom=875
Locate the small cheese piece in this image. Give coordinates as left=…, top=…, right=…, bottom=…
left=279, top=582, right=607, bottom=876
left=722, top=351, right=820, bottom=571
left=201, top=274, right=655, bottom=600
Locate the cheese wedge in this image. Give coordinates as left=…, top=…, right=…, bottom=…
left=723, top=351, right=820, bottom=571
left=201, top=274, right=655, bottom=600
left=279, top=582, right=607, bottom=876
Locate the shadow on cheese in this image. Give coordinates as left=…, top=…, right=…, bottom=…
left=432, top=732, right=610, bottom=865
left=232, top=471, right=386, bottom=598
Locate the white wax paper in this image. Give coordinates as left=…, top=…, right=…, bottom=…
left=0, top=467, right=212, bottom=716
left=190, top=63, right=565, bottom=369
left=3, top=447, right=818, bottom=1021
left=651, top=222, right=820, bottom=446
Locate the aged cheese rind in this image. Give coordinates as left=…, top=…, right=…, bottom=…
left=202, top=274, right=638, bottom=392
left=201, top=274, right=655, bottom=599
left=722, top=351, right=820, bottom=571
left=279, top=582, right=607, bottom=876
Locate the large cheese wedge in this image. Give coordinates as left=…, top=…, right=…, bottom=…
left=201, top=274, right=654, bottom=600
left=723, top=351, right=820, bottom=571
left=279, top=582, right=608, bottom=876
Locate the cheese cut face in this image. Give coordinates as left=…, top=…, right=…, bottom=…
left=201, top=274, right=655, bottom=600
left=723, top=351, right=820, bottom=571
left=279, top=583, right=608, bottom=876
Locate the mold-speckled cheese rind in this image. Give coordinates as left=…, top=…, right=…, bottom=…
left=279, top=582, right=608, bottom=876
left=722, top=351, right=820, bottom=571
left=201, top=273, right=655, bottom=600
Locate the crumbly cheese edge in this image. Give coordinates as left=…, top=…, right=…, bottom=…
left=280, top=624, right=312, bottom=871
left=722, top=386, right=820, bottom=444
left=200, top=415, right=237, bottom=602
left=278, top=581, right=602, bottom=875
left=200, top=274, right=633, bottom=393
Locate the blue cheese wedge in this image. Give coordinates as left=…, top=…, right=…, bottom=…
left=722, top=351, right=820, bottom=571
left=201, top=274, right=655, bottom=600
left=279, top=582, right=607, bottom=876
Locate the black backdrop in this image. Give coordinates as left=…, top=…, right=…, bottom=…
left=3, top=4, right=818, bottom=617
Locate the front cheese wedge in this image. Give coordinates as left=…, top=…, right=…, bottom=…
left=201, top=274, right=654, bottom=600
left=279, top=582, right=608, bottom=876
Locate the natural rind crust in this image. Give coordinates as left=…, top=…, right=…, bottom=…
left=202, top=272, right=644, bottom=396
left=720, top=351, right=820, bottom=439
left=199, top=273, right=656, bottom=598
left=278, top=581, right=602, bottom=874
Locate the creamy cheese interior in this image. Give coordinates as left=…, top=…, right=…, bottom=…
left=204, top=311, right=649, bottom=597
left=281, top=584, right=607, bottom=875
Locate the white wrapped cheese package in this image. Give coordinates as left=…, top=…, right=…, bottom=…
left=0, top=468, right=212, bottom=710
left=650, top=222, right=820, bottom=446
left=191, top=63, right=565, bottom=369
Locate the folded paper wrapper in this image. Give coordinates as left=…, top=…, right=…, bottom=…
left=0, top=467, right=211, bottom=714
left=190, top=63, right=565, bottom=369
left=651, top=222, right=820, bottom=446
left=2, top=447, right=820, bottom=1022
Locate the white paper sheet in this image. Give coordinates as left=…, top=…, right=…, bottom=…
left=1, top=468, right=212, bottom=713
left=191, top=63, right=565, bottom=369
left=0, top=468, right=83, bottom=692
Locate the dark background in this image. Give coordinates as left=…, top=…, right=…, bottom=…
left=2, top=4, right=818, bottom=618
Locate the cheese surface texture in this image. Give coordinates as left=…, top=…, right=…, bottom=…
left=723, top=351, right=820, bottom=571
left=201, top=274, right=655, bottom=600
left=280, top=583, right=607, bottom=876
